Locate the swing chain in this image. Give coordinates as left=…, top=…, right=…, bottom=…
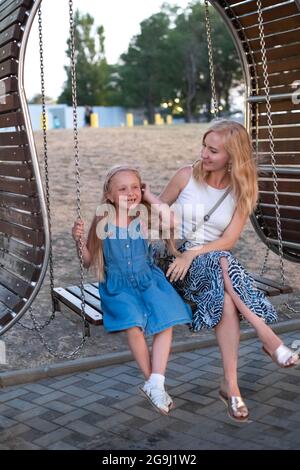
left=69, top=0, right=89, bottom=337
left=257, top=0, right=299, bottom=315
left=204, top=0, right=219, bottom=117
left=19, top=3, right=89, bottom=354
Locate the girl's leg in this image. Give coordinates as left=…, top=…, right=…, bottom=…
left=215, top=292, right=241, bottom=397
left=151, top=327, right=173, bottom=375
left=220, top=258, right=289, bottom=360
left=127, top=327, right=151, bottom=379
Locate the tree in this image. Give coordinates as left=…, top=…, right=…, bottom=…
left=118, top=12, right=173, bottom=123
left=29, top=93, right=55, bottom=104
left=58, top=11, right=116, bottom=106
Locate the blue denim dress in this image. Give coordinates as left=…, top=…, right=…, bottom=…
left=98, top=225, right=192, bottom=336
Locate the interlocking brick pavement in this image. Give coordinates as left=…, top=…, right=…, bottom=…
left=1, top=331, right=300, bottom=450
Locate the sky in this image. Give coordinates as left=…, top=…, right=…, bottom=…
left=24, top=0, right=191, bottom=101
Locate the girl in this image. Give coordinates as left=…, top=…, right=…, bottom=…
left=158, top=120, right=300, bottom=422
left=72, top=165, right=192, bottom=415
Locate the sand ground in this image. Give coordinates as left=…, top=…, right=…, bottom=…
left=1, top=124, right=299, bottom=370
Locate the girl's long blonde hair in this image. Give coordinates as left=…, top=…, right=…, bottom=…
left=86, top=165, right=178, bottom=281
left=193, top=120, right=258, bottom=217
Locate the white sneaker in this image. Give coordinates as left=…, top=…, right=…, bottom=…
left=140, top=382, right=170, bottom=415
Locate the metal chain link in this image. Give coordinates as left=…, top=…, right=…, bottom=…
left=68, top=0, right=89, bottom=337
left=257, top=0, right=299, bottom=315
left=204, top=0, right=219, bottom=117
left=19, top=3, right=89, bottom=356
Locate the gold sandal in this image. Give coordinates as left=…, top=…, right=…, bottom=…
left=219, top=390, right=249, bottom=423
left=262, top=344, right=300, bottom=368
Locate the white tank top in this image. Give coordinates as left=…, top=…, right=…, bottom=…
left=173, top=172, right=236, bottom=246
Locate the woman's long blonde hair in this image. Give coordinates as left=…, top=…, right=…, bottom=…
left=86, top=165, right=178, bottom=281
left=193, top=120, right=258, bottom=217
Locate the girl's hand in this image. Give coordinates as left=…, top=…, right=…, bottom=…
left=72, top=219, right=84, bottom=243
left=166, top=251, right=195, bottom=283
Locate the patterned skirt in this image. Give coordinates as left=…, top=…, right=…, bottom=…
left=152, top=243, right=278, bottom=332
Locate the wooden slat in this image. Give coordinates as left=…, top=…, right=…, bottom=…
left=260, top=205, right=300, bottom=220
left=0, top=24, right=22, bottom=48
left=0, top=283, right=24, bottom=310
left=0, top=220, right=44, bottom=245
left=257, top=168, right=300, bottom=179
left=255, top=57, right=300, bottom=76
left=248, top=29, right=300, bottom=51
left=259, top=192, right=300, bottom=206
left=253, top=70, right=300, bottom=90
left=253, top=113, right=300, bottom=126
left=0, top=7, right=27, bottom=34
left=0, top=130, right=27, bottom=145
left=0, top=233, right=44, bottom=264
left=0, top=42, right=19, bottom=64
left=251, top=273, right=293, bottom=294
left=0, top=193, right=40, bottom=211
left=263, top=215, right=300, bottom=232
left=256, top=154, right=300, bottom=165
left=253, top=126, right=300, bottom=139
left=0, top=93, right=20, bottom=112
left=257, top=99, right=300, bottom=113
left=0, top=266, right=33, bottom=297
left=85, top=283, right=101, bottom=298
left=0, top=206, right=43, bottom=229
left=0, top=250, right=41, bottom=281
left=259, top=179, right=300, bottom=192
left=0, top=111, right=24, bottom=128
left=237, top=3, right=299, bottom=28
left=0, top=306, right=13, bottom=327
left=0, top=76, right=18, bottom=96
left=53, top=287, right=103, bottom=325
left=0, top=162, right=32, bottom=178
left=268, top=227, right=300, bottom=243
left=0, top=146, right=30, bottom=161
left=0, top=58, right=18, bottom=79
left=252, top=43, right=300, bottom=63
left=232, top=0, right=286, bottom=16
left=244, top=15, right=300, bottom=39
left=252, top=278, right=281, bottom=296
left=0, top=177, right=37, bottom=196
left=0, top=0, right=33, bottom=21
left=67, top=285, right=102, bottom=311
left=255, top=141, right=300, bottom=152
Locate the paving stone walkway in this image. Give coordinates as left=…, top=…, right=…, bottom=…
left=1, top=331, right=300, bottom=450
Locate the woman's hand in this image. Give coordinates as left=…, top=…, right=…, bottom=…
left=72, top=219, right=85, bottom=243
left=166, top=250, right=195, bottom=283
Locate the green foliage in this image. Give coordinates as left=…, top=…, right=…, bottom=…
left=58, top=11, right=118, bottom=106
left=58, top=3, right=242, bottom=120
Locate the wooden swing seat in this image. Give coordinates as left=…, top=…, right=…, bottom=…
left=53, top=274, right=293, bottom=326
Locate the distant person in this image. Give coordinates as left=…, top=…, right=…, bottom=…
left=84, top=105, right=93, bottom=127
left=72, top=165, right=192, bottom=415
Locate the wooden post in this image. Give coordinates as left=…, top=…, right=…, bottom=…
left=166, top=115, right=173, bottom=125
left=90, top=113, right=99, bottom=128
left=155, top=113, right=163, bottom=125
left=126, top=113, right=134, bottom=127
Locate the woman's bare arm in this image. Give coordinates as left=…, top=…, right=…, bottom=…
left=159, top=166, right=192, bottom=205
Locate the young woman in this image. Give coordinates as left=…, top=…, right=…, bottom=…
left=158, top=120, right=299, bottom=422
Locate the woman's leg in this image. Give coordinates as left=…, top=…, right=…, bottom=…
left=127, top=327, right=152, bottom=379
left=151, top=327, right=173, bottom=375
left=220, top=258, right=289, bottom=360
left=215, top=293, right=241, bottom=397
